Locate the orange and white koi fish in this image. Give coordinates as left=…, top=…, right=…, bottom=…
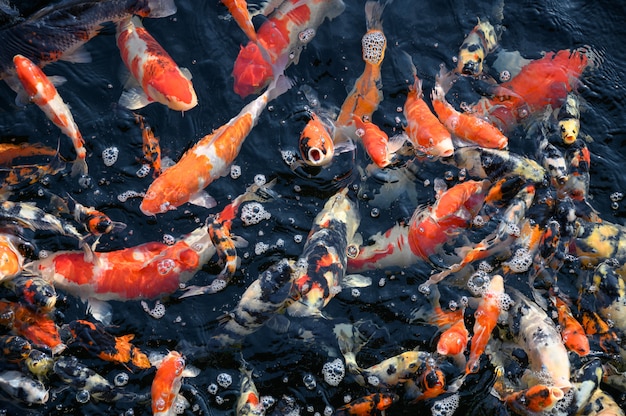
left=0, top=143, right=57, bottom=166
left=13, top=54, right=87, bottom=176
left=504, top=384, right=565, bottom=414
left=135, top=113, right=162, bottom=177
left=140, top=70, right=292, bottom=216
left=509, top=291, right=572, bottom=392
left=222, top=0, right=257, bottom=42
left=335, top=0, right=387, bottom=128
left=0, top=0, right=177, bottom=80
left=347, top=179, right=489, bottom=272
left=335, top=393, right=398, bottom=416
left=27, top=224, right=215, bottom=301
left=298, top=110, right=336, bottom=167
left=431, top=66, right=508, bottom=149
left=116, top=16, right=197, bottom=111
left=402, top=53, right=454, bottom=158
left=0, top=233, right=25, bottom=282
left=1, top=300, right=65, bottom=354
left=551, top=292, right=590, bottom=356
left=470, top=47, right=596, bottom=132
left=287, top=188, right=363, bottom=317
left=151, top=351, right=198, bottom=416
left=466, top=274, right=508, bottom=374
left=352, top=115, right=405, bottom=168
left=456, top=18, right=499, bottom=76
left=237, top=365, right=265, bottom=416
left=232, top=0, right=345, bottom=97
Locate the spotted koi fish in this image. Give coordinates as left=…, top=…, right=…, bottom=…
left=2, top=275, right=57, bottom=313
left=232, top=0, right=345, bottom=97
left=0, top=334, right=31, bottom=363
left=0, top=370, right=48, bottom=404
left=504, top=384, right=565, bottom=414
left=335, top=393, right=398, bottom=416
left=140, top=69, right=292, bottom=215
left=286, top=188, right=362, bottom=317
left=237, top=364, right=265, bottom=416
left=13, top=54, right=88, bottom=176
left=135, top=113, right=162, bottom=177
left=116, top=16, right=198, bottom=111
left=0, top=153, right=66, bottom=191
left=456, top=18, right=499, bottom=76
left=26, top=224, right=216, bottom=301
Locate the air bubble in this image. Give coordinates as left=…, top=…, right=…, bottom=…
left=612, top=201, right=619, bottom=210
left=141, top=300, right=166, bottom=319
left=378, top=278, right=386, bottom=287
left=157, top=259, right=175, bottom=275
left=346, top=244, right=359, bottom=258
left=351, top=288, right=360, bottom=297
left=281, top=150, right=297, bottom=167
left=255, top=242, right=269, bottom=255
left=241, top=202, right=271, bottom=226
left=294, top=234, right=303, bottom=243
left=216, top=373, right=232, bottom=388
left=499, top=70, right=511, bottom=82
left=207, top=383, right=218, bottom=395
left=163, top=234, right=176, bottom=245
left=298, top=28, right=316, bottom=44
left=102, top=147, right=119, bottom=166
left=215, top=396, right=224, bottom=405
left=136, top=164, right=150, bottom=178
left=610, top=192, right=623, bottom=202
left=114, top=372, right=129, bottom=387
left=254, top=174, right=266, bottom=186
left=76, top=390, right=90, bottom=403
left=370, top=208, right=380, bottom=218
left=322, top=358, right=345, bottom=386
left=303, top=374, right=317, bottom=390
left=261, top=396, right=275, bottom=408
left=230, top=165, right=241, bottom=179
left=367, top=375, right=380, bottom=386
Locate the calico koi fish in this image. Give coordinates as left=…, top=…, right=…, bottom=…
left=466, top=274, right=508, bottom=374
left=591, top=261, right=626, bottom=334
left=3, top=275, right=57, bottom=313
left=504, top=384, right=565, bottom=414
left=232, top=0, right=345, bottom=97
left=356, top=350, right=432, bottom=388
left=13, top=54, right=87, bottom=176
left=1, top=300, right=65, bottom=354
left=568, top=219, right=626, bottom=268
left=151, top=351, right=198, bottom=416
left=558, top=92, right=581, bottom=145
left=450, top=146, right=547, bottom=183
left=286, top=188, right=362, bottom=317
left=471, top=47, right=596, bottom=132
left=334, top=393, right=398, bottom=416
left=456, top=18, right=499, bottom=76
left=237, top=365, right=265, bottom=416
left=299, top=110, right=336, bottom=167
left=116, top=16, right=198, bottom=111
left=222, top=0, right=257, bottom=42
left=431, top=66, right=508, bottom=149
left=135, top=113, right=162, bottom=177
left=0, top=334, right=31, bottom=363
left=0, top=142, right=57, bottom=166
left=551, top=292, right=590, bottom=356
left=0, top=233, right=25, bottom=281
left=402, top=53, right=454, bottom=157
left=0, top=0, right=178, bottom=79
left=67, top=320, right=150, bottom=369
left=0, top=154, right=66, bottom=191
left=0, top=370, right=48, bottom=404
left=27, top=224, right=216, bottom=301
left=140, top=70, right=292, bottom=215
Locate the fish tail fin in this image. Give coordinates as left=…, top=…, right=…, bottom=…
left=435, top=63, right=457, bottom=95
left=144, top=0, right=178, bottom=18
left=399, top=51, right=423, bottom=97
left=266, top=73, right=294, bottom=102
left=70, top=157, right=88, bottom=177
left=364, top=0, right=385, bottom=31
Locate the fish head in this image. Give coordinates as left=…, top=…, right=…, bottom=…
left=299, top=113, right=335, bottom=166
left=456, top=33, right=486, bottom=76
left=559, top=118, right=580, bottom=145
left=232, top=43, right=273, bottom=98
left=145, top=68, right=198, bottom=112
left=0, top=236, right=23, bottom=280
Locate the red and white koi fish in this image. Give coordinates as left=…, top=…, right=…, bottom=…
left=286, top=188, right=363, bottom=317
left=222, top=0, right=257, bottom=42
left=26, top=224, right=215, bottom=301
left=466, top=274, right=508, bottom=374
left=0, top=0, right=177, bottom=80
left=232, top=0, right=345, bottom=97
left=402, top=53, right=454, bottom=158
left=237, top=365, right=265, bottom=416
left=116, top=16, right=197, bottom=111
left=151, top=351, right=198, bottom=416
left=431, top=66, right=508, bottom=149
left=13, top=54, right=87, bottom=176
left=140, top=70, right=292, bottom=216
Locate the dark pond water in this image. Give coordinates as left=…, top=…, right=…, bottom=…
left=1, top=0, right=626, bottom=415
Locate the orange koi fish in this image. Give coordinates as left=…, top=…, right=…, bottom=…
left=13, top=54, right=87, bottom=176
left=551, top=293, right=590, bottom=356
left=67, top=320, right=150, bottom=369
left=222, top=0, right=257, bottom=42
left=504, top=384, right=565, bottom=414
left=140, top=71, right=292, bottom=216
left=335, top=393, right=398, bottom=416
left=402, top=53, right=454, bottom=158
left=27, top=224, right=216, bottom=301
left=237, top=365, right=265, bottom=416
left=352, top=115, right=405, bottom=168
left=116, top=17, right=197, bottom=111
left=335, top=0, right=387, bottom=128
left=431, top=66, right=508, bottom=149
left=437, top=314, right=469, bottom=359
left=0, top=233, right=25, bottom=282
left=0, top=143, right=57, bottom=166
left=1, top=300, right=65, bottom=354
left=135, top=114, right=162, bottom=177
left=471, top=47, right=596, bottom=132
left=232, top=0, right=345, bottom=97
left=0, top=0, right=177, bottom=80
left=466, top=274, right=506, bottom=374
left=151, top=351, right=198, bottom=416
left=298, top=110, right=335, bottom=167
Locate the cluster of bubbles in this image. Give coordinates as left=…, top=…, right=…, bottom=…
left=216, top=373, right=232, bottom=388
left=254, top=241, right=269, bottom=255
left=361, top=31, right=386, bottom=65
left=230, top=164, right=241, bottom=179
left=321, top=358, right=345, bottom=386
left=117, top=190, right=145, bottom=203
left=298, top=28, right=316, bottom=44
left=141, top=300, right=166, bottom=319
left=101, top=147, right=119, bottom=167
left=162, top=234, right=176, bottom=245
left=136, top=164, right=151, bottom=178
left=240, top=202, right=271, bottom=226
left=502, top=247, right=533, bottom=273
left=431, top=392, right=460, bottom=416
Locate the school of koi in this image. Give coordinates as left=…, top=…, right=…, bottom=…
left=0, top=0, right=626, bottom=415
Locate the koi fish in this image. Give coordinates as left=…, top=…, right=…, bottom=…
left=0, top=233, right=25, bottom=282
left=1, top=300, right=65, bottom=354
left=0, top=153, right=66, bottom=190
left=135, top=113, right=162, bottom=177
left=402, top=52, right=454, bottom=158
left=591, top=261, right=626, bottom=334
left=568, top=219, right=626, bottom=268
left=232, top=0, right=345, bottom=97
left=151, top=351, right=198, bottom=416
left=352, top=115, right=405, bottom=168
left=67, top=320, right=150, bottom=369
left=466, top=274, right=508, bottom=374
left=140, top=69, right=292, bottom=215
left=562, top=138, right=591, bottom=202
left=579, top=389, right=626, bottom=416
left=558, top=92, right=581, bottom=145
left=335, top=393, right=398, bottom=416
left=0, top=142, right=57, bottom=166
left=286, top=188, right=363, bottom=317
left=13, top=54, right=88, bottom=176
left=503, top=384, right=565, bottom=414
left=25, top=349, right=54, bottom=381
left=551, top=292, right=590, bottom=356
left=508, top=291, right=571, bottom=392
left=335, top=0, right=387, bottom=128
left=116, top=16, right=198, bottom=111
left=0, top=0, right=178, bottom=79
left=456, top=18, right=499, bottom=76
left=0, top=370, right=48, bottom=404
left=355, top=350, right=432, bottom=388
left=470, top=47, right=596, bottom=132
left=237, top=365, right=265, bottom=416
left=208, top=258, right=295, bottom=347
left=431, top=66, right=508, bottom=149
left=3, top=275, right=57, bottom=313
left=298, top=110, right=336, bottom=167
left=222, top=0, right=257, bottom=42
left=0, top=334, right=31, bottom=363
left=437, top=314, right=469, bottom=359
left=27, top=224, right=216, bottom=301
